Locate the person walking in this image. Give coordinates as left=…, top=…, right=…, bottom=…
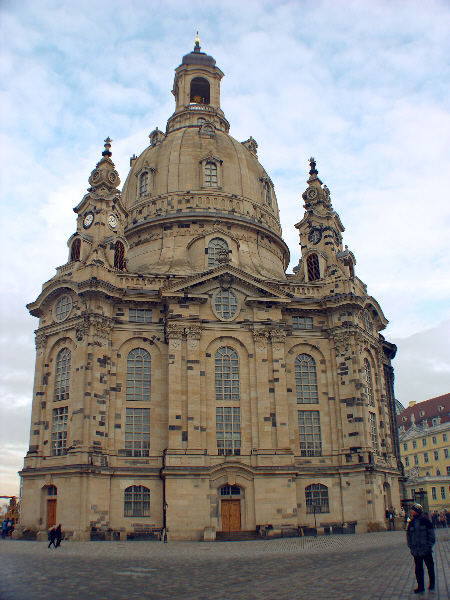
left=55, top=524, right=62, bottom=548
left=47, top=526, right=57, bottom=549
left=1, top=519, right=8, bottom=539
left=406, top=503, right=435, bottom=594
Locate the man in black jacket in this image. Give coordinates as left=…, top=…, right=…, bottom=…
left=406, top=503, right=436, bottom=594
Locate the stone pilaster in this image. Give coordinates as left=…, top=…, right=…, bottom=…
left=186, top=325, right=202, bottom=449
left=167, top=323, right=184, bottom=448
left=252, top=329, right=272, bottom=450
left=269, top=328, right=290, bottom=449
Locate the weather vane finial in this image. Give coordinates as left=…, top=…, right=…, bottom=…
left=194, top=31, right=201, bottom=51
left=308, top=156, right=318, bottom=176
left=102, top=137, right=113, bottom=158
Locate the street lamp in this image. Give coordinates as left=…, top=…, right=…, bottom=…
left=312, top=501, right=319, bottom=537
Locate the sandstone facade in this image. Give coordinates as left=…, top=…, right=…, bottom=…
left=20, top=41, right=402, bottom=540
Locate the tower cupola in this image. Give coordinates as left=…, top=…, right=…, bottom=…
left=167, top=37, right=229, bottom=134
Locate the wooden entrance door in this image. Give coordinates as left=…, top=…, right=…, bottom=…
left=221, top=500, right=241, bottom=532
left=47, top=499, right=57, bottom=528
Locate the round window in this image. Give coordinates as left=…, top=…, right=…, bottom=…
left=54, top=295, right=73, bottom=322
left=213, top=289, right=239, bottom=320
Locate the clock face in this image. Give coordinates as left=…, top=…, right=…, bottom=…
left=83, top=212, right=94, bottom=229
left=307, top=188, right=317, bottom=199
left=108, top=214, right=118, bottom=229
left=308, top=228, right=322, bottom=244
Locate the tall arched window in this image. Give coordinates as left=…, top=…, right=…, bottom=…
left=364, top=358, right=375, bottom=406
left=190, top=77, right=210, bottom=104
left=205, top=161, right=218, bottom=187
left=208, top=238, right=228, bottom=267
left=295, top=354, right=318, bottom=403
left=114, top=241, right=125, bottom=270
left=139, top=172, right=148, bottom=195
left=70, top=238, right=81, bottom=262
left=54, top=348, right=71, bottom=401
left=305, top=484, right=329, bottom=513
left=307, top=254, right=320, bottom=281
left=124, top=485, right=150, bottom=517
left=264, top=181, right=272, bottom=206
left=126, top=348, right=151, bottom=402
left=215, top=347, right=240, bottom=401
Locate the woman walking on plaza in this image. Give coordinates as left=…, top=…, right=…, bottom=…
left=406, top=503, right=435, bottom=594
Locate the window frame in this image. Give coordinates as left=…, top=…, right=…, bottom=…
left=54, top=347, right=71, bottom=402
left=125, top=408, right=150, bottom=457
left=216, top=406, right=241, bottom=456
left=306, top=253, right=320, bottom=281
left=305, top=483, right=329, bottom=514
left=295, top=354, right=319, bottom=404
left=126, top=348, right=151, bottom=402
left=124, top=485, right=150, bottom=517
left=51, top=406, right=68, bottom=456
left=215, top=347, right=240, bottom=401
left=298, top=410, right=322, bottom=457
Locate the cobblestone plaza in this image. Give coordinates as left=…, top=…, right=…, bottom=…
left=1, top=530, right=448, bottom=599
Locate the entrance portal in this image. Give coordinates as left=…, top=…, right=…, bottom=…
left=47, top=499, right=57, bottom=528
left=220, top=485, right=242, bottom=532
left=221, top=500, right=241, bottom=532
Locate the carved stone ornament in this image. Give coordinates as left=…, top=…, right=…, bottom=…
left=90, top=315, right=114, bottom=340
left=35, top=331, right=47, bottom=353
left=167, top=323, right=184, bottom=349
left=333, top=332, right=352, bottom=357
left=270, top=328, right=286, bottom=345
left=186, top=325, right=202, bottom=349
left=252, top=329, right=269, bottom=350
left=75, top=316, right=90, bottom=342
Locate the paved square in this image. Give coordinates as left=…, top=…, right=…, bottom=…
left=0, top=530, right=448, bottom=599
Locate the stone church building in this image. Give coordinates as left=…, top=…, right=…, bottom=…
left=20, top=41, right=402, bottom=540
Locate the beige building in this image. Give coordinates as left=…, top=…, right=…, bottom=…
left=20, top=41, right=402, bottom=540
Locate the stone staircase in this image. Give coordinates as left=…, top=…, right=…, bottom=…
left=215, top=530, right=261, bottom=541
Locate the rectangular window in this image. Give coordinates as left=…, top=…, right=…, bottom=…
left=403, top=442, right=408, bottom=451
left=444, top=449, right=449, bottom=459
left=292, top=316, right=313, bottom=330
left=434, top=451, right=439, bottom=461
left=414, top=455, right=419, bottom=465
left=447, top=466, right=450, bottom=476
left=216, top=407, right=240, bottom=456
left=405, top=456, right=410, bottom=467
left=441, top=487, right=446, bottom=500
left=432, top=436, right=437, bottom=444
left=129, top=308, right=152, bottom=323
left=125, top=408, right=150, bottom=457
left=422, top=438, right=427, bottom=447
left=51, top=407, right=68, bottom=456
left=413, top=440, right=417, bottom=449
left=443, top=433, right=448, bottom=442
left=298, top=410, right=322, bottom=457
left=424, top=452, right=429, bottom=463
left=368, top=412, right=379, bottom=453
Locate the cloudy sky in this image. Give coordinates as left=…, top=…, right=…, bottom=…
left=1, top=0, right=449, bottom=497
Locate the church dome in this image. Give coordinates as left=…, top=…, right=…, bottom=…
left=120, top=45, right=289, bottom=278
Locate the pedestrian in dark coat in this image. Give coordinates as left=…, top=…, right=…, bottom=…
left=48, top=527, right=57, bottom=549
left=406, top=503, right=435, bottom=594
left=55, top=524, right=62, bottom=548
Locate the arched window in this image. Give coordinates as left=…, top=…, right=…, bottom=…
left=190, top=77, right=210, bottom=104
left=362, top=309, right=374, bottom=333
left=364, top=359, right=375, bottom=406
left=139, top=172, right=148, bottom=195
left=307, top=254, right=320, bottom=281
left=208, top=238, right=228, bottom=267
left=114, top=241, right=125, bottom=270
left=263, top=181, right=272, bottom=206
left=124, top=485, right=150, bottom=517
left=127, top=349, right=151, bottom=402
left=205, top=161, right=218, bottom=187
left=47, top=485, right=57, bottom=497
left=305, top=484, right=329, bottom=513
left=70, top=238, right=81, bottom=262
left=215, top=347, right=240, bottom=401
left=295, top=354, right=318, bottom=403
left=55, top=348, right=71, bottom=401
left=214, top=289, right=238, bottom=320
left=349, top=260, right=354, bottom=278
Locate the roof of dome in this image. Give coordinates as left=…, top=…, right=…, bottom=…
left=181, top=44, right=216, bottom=67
